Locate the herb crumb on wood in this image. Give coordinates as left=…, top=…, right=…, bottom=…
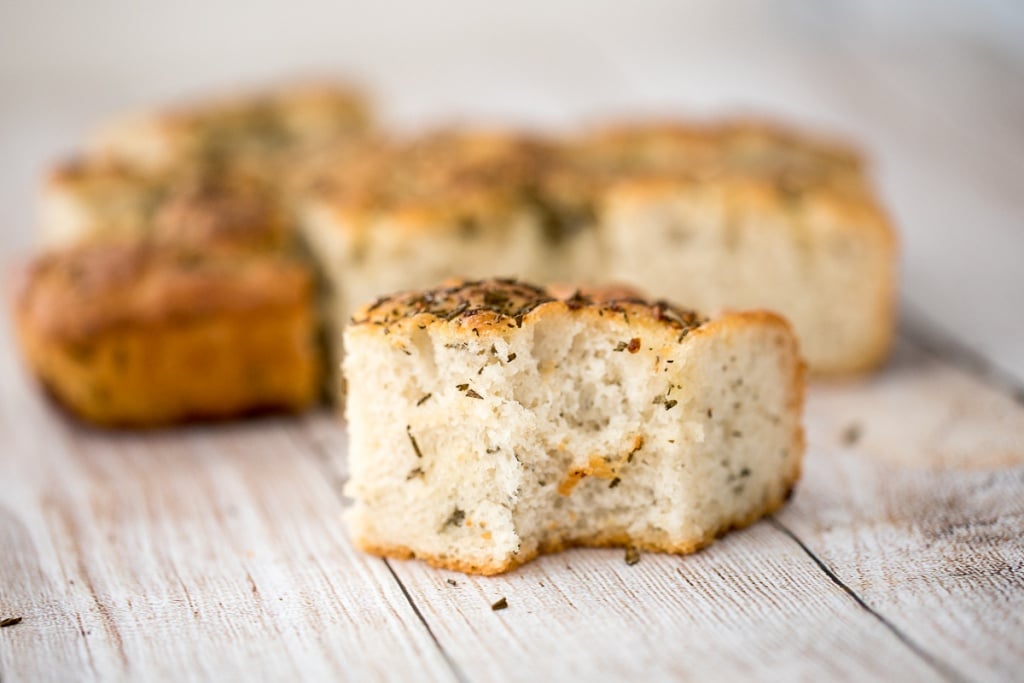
left=841, top=422, right=863, bottom=446
left=406, top=425, right=424, bottom=458
left=491, top=597, right=508, bottom=611
left=624, top=546, right=641, bottom=566
left=447, top=579, right=458, bottom=587
left=0, top=617, right=22, bottom=628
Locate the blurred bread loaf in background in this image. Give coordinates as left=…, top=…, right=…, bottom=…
left=13, top=242, right=318, bottom=426
left=304, top=121, right=895, bottom=386
left=14, top=78, right=896, bottom=426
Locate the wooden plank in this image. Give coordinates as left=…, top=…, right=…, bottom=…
left=778, top=336, right=1024, bottom=683
left=385, top=525, right=938, bottom=682
left=381, top=336, right=1024, bottom=682
left=0, top=318, right=455, bottom=682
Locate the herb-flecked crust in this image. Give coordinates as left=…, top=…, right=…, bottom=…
left=350, top=278, right=708, bottom=338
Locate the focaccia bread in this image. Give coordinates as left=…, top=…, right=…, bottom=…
left=13, top=242, right=318, bottom=426
left=303, top=122, right=896, bottom=377
left=343, top=278, right=804, bottom=575
left=567, top=122, right=895, bottom=375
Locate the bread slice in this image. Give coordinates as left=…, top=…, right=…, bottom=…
left=303, top=122, right=895, bottom=377
left=342, top=278, right=804, bottom=575
left=12, top=242, right=318, bottom=427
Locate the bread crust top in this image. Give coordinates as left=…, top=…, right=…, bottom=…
left=150, top=177, right=289, bottom=251
left=311, top=130, right=550, bottom=225
left=349, top=278, right=707, bottom=339
left=15, top=243, right=311, bottom=342
left=310, top=120, right=882, bottom=240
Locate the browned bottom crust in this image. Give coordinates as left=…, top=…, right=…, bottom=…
left=350, top=480, right=799, bottom=576
left=16, top=307, right=319, bottom=428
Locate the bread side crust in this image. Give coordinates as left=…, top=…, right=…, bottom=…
left=13, top=245, right=319, bottom=426
left=16, top=307, right=319, bottom=427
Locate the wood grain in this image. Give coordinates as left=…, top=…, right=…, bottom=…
left=380, top=336, right=1024, bottom=683
left=3, top=315, right=1023, bottom=682
left=0, top=318, right=454, bottom=683
left=779, top=337, right=1024, bottom=682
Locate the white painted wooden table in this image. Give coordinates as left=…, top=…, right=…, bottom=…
left=1, top=2, right=1022, bottom=681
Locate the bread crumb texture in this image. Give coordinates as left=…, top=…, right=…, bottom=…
left=344, top=278, right=804, bottom=575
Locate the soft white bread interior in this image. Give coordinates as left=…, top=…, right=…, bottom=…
left=343, top=279, right=804, bottom=575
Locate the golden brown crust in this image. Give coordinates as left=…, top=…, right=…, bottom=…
left=566, top=119, right=865, bottom=187
left=349, top=277, right=708, bottom=339
left=13, top=244, right=318, bottom=427
left=15, top=242, right=312, bottom=343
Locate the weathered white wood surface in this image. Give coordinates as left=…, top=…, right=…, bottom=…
left=2, top=1, right=1023, bottom=681
left=3, top=317, right=1022, bottom=682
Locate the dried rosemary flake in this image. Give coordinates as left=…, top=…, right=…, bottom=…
left=491, top=597, right=508, bottom=611
left=0, top=617, right=22, bottom=628
left=664, top=400, right=678, bottom=411
left=465, top=389, right=483, bottom=400
left=406, top=425, right=424, bottom=458
left=456, top=383, right=469, bottom=391
left=506, top=352, right=517, bottom=362
left=624, top=546, right=641, bottom=566
left=614, top=341, right=628, bottom=352
left=609, top=477, right=621, bottom=489
left=841, top=423, right=862, bottom=446
left=406, top=467, right=425, bottom=480
left=627, top=437, right=644, bottom=462
left=416, top=393, right=433, bottom=406
left=443, top=508, right=465, bottom=529
left=444, top=301, right=469, bottom=321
